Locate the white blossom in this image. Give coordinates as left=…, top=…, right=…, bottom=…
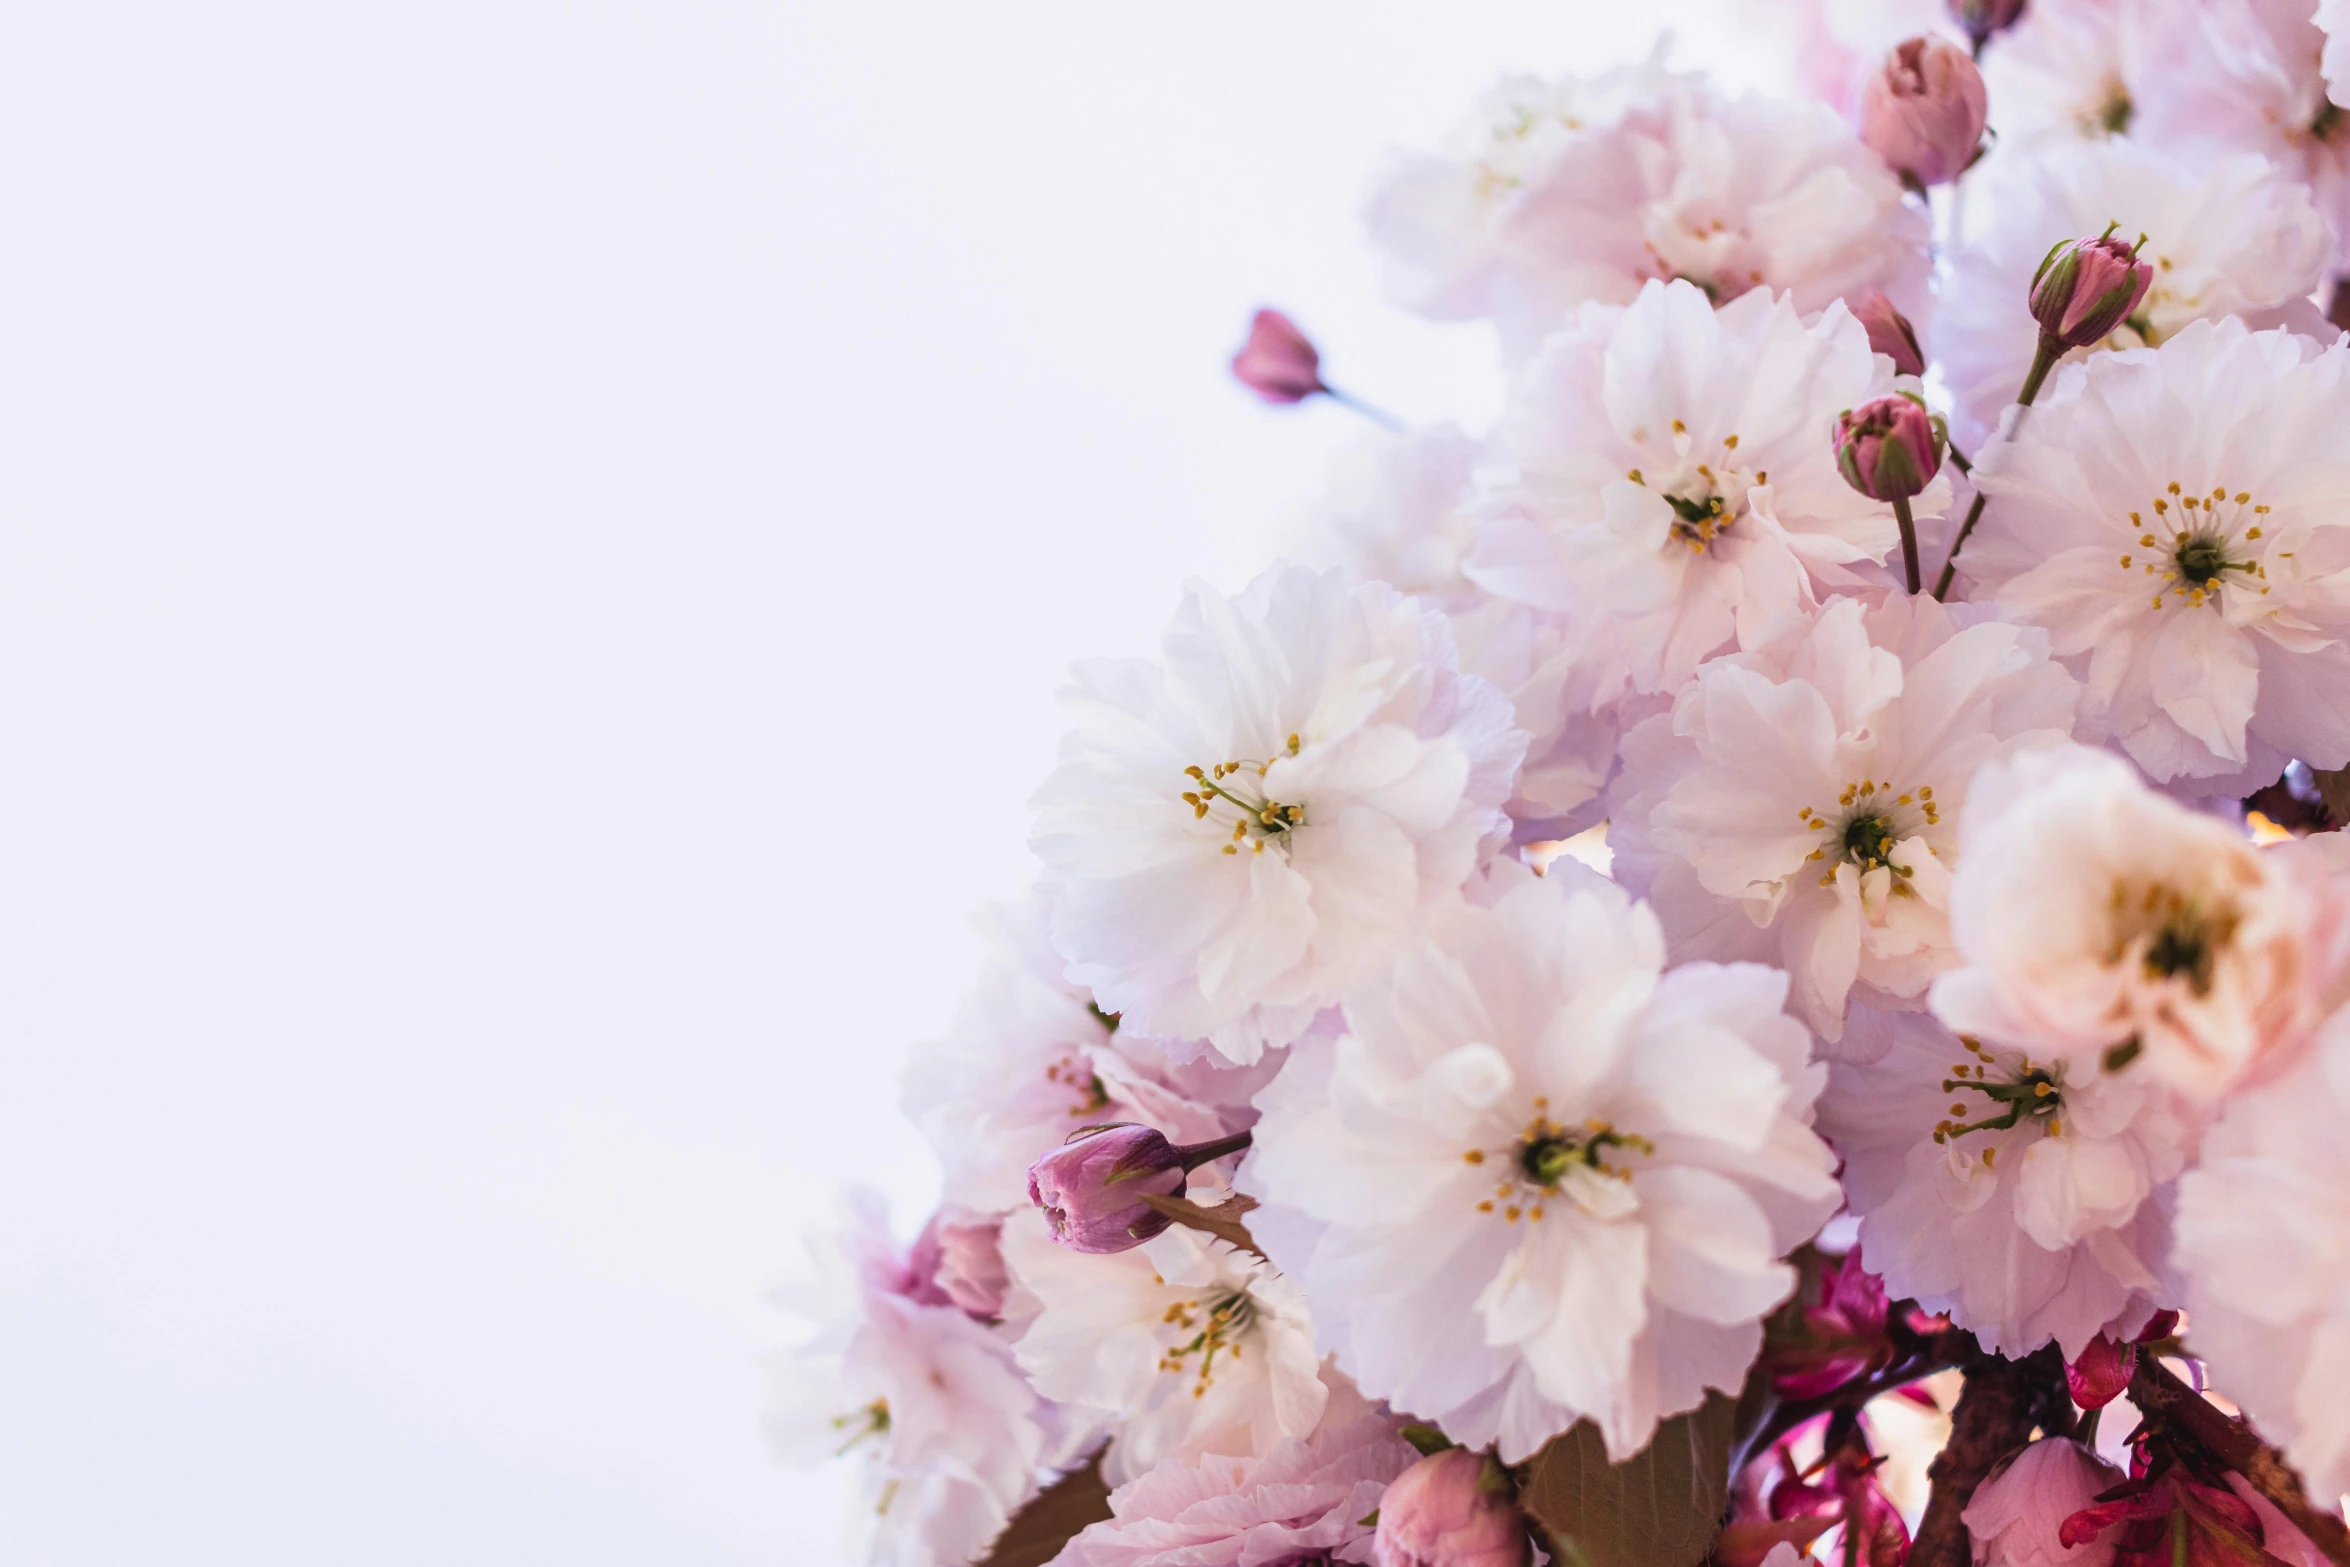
left=1031, top=563, right=1525, bottom=1064
left=1366, top=62, right=1929, bottom=357
left=903, top=891, right=1274, bottom=1213
left=1609, top=592, right=2080, bottom=1041
left=1000, top=1208, right=1329, bottom=1486
left=1932, top=745, right=2350, bottom=1101
left=1820, top=1003, right=2186, bottom=1360
left=1304, top=423, right=1484, bottom=606
left=765, top=1191, right=1049, bottom=1567
left=1050, top=1415, right=1415, bottom=1567
left=1985, top=0, right=2350, bottom=259
left=2176, top=1004, right=2350, bottom=1516
left=1935, top=139, right=2328, bottom=448
left=1961, top=318, right=2350, bottom=790
left=1469, top=280, right=1951, bottom=702
left=1239, top=861, right=1841, bottom=1463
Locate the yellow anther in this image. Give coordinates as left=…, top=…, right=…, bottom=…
left=1463, top=1150, right=1485, bottom=1164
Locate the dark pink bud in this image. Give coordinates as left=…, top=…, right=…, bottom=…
left=1946, top=0, right=2028, bottom=48
left=1860, top=37, right=1989, bottom=188
left=2030, top=228, right=2155, bottom=349
left=1373, top=1448, right=1531, bottom=1567
left=1231, top=308, right=1327, bottom=404
left=2065, top=1333, right=2136, bottom=1410
left=1026, top=1124, right=1185, bottom=1253
left=1835, top=394, right=1944, bottom=503
left=1851, top=290, right=1927, bottom=378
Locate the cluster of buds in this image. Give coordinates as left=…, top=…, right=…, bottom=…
left=1026, top=1123, right=1253, bottom=1253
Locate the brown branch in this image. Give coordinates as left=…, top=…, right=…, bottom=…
left=2130, top=1356, right=2350, bottom=1567
left=1910, top=1348, right=2065, bottom=1567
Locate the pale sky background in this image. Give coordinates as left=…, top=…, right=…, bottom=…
left=0, top=4, right=1791, bottom=1562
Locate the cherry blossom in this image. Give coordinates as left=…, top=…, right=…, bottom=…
left=1240, top=860, right=1841, bottom=1462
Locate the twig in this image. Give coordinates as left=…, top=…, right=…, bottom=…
left=1910, top=1347, right=2066, bottom=1567
left=2130, top=1356, right=2350, bottom=1567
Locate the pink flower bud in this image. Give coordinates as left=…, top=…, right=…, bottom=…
left=1027, top=1123, right=1187, bottom=1253
left=1963, top=1439, right=2124, bottom=1567
left=1835, top=394, right=1944, bottom=503
left=931, top=1213, right=1009, bottom=1319
left=1861, top=38, right=1988, bottom=188
left=1231, top=308, right=1328, bottom=403
left=2029, top=229, right=2155, bottom=350
left=2063, top=1312, right=2178, bottom=1410
left=1373, top=1448, right=1531, bottom=1567
left=1852, top=289, right=1927, bottom=379
left=1946, top=0, right=2028, bottom=49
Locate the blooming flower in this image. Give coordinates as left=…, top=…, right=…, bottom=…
left=1468, top=279, right=1952, bottom=701
left=765, top=1190, right=1050, bottom=1567
left=1859, top=37, right=1987, bottom=187
left=1239, top=860, right=1842, bottom=1462
left=1960, top=319, right=2350, bottom=788
left=1819, top=1003, right=2187, bottom=1359
left=1000, top=1208, right=1329, bottom=1484
left=1052, top=1415, right=1419, bottom=1567
left=1031, top=563, right=1525, bottom=1063
left=1962, top=1438, right=2126, bottom=1567
left=1934, top=141, right=2327, bottom=447
left=1374, top=1447, right=1533, bottom=1567
left=2174, top=1004, right=2350, bottom=1508
left=1985, top=0, right=2350, bottom=255
left=1609, top=593, right=2080, bottom=1040
left=1365, top=62, right=1928, bottom=357
left=903, top=892, right=1272, bottom=1214
left=1931, top=745, right=2346, bottom=1101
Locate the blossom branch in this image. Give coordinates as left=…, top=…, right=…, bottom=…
left=2127, top=1354, right=2350, bottom=1567
left=1910, top=1345, right=2070, bottom=1567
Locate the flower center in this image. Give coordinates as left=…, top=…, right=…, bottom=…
left=2110, top=880, right=2239, bottom=998
left=1935, top=1038, right=2064, bottom=1151
left=830, top=1398, right=890, bottom=1457
left=1043, top=1053, right=1112, bottom=1118
left=2116, top=482, right=2273, bottom=610
left=1182, top=735, right=1306, bottom=857
left=1798, top=780, right=1940, bottom=890
left=1158, top=1291, right=1253, bottom=1397
left=1627, top=425, right=1764, bottom=554
left=1461, top=1096, right=1653, bottom=1223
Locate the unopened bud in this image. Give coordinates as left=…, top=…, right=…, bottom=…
left=1373, top=1448, right=1531, bottom=1567
left=1231, top=308, right=1328, bottom=404
left=1026, top=1124, right=1253, bottom=1254
left=1946, top=0, right=2028, bottom=49
left=1860, top=37, right=1988, bottom=188
left=1851, top=289, right=1926, bottom=378
left=2029, top=226, right=2154, bottom=349
left=1835, top=394, right=1944, bottom=503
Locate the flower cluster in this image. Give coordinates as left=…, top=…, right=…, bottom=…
left=771, top=9, right=2350, bottom=1567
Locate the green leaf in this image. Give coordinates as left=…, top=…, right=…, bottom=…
left=1518, top=1393, right=1739, bottom=1567
left=1135, top=1191, right=1262, bottom=1256
left=977, top=1451, right=1114, bottom=1567
left=1399, top=1423, right=1454, bottom=1456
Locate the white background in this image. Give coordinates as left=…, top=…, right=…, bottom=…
left=0, top=4, right=1779, bottom=1561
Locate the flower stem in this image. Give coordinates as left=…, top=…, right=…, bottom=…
left=1320, top=384, right=1404, bottom=431
left=1177, top=1130, right=1254, bottom=1172
left=1932, top=333, right=2063, bottom=600
left=1893, top=495, right=1921, bottom=594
